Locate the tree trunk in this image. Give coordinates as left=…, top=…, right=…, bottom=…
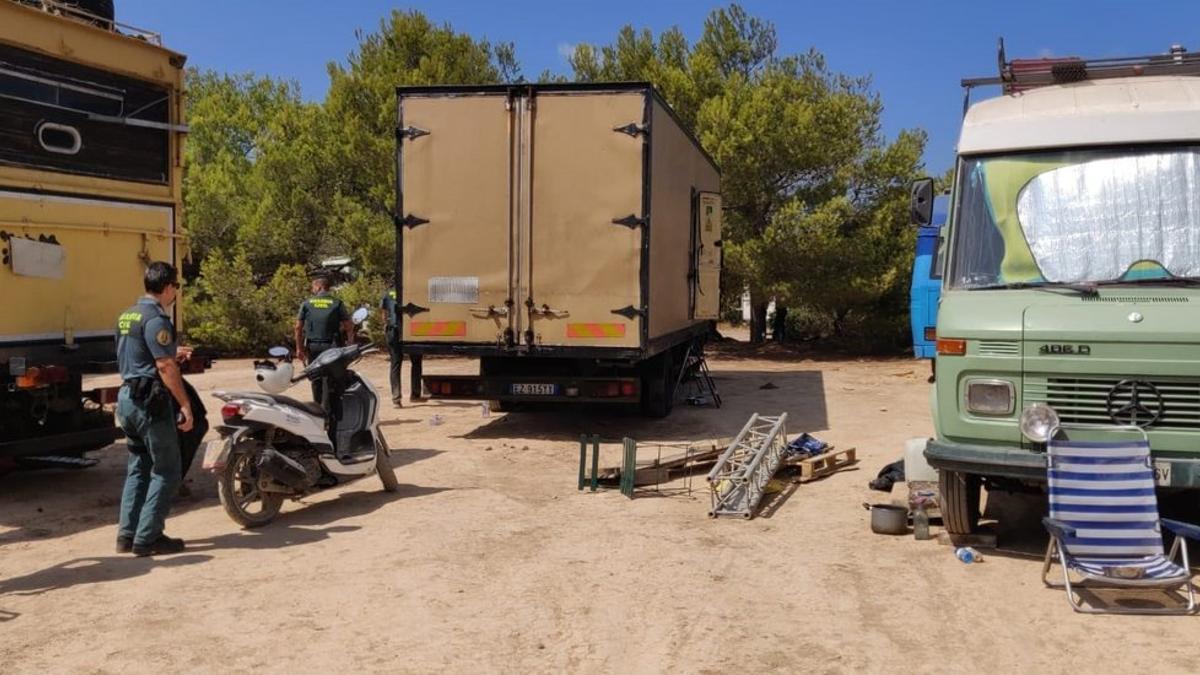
left=750, top=301, right=769, bottom=344
left=772, top=305, right=788, bottom=343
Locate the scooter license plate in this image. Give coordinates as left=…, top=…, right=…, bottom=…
left=201, top=438, right=233, bottom=471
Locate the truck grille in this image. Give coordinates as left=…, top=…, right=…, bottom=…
left=1024, top=376, right=1200, bottom=430
left=978, top=340, right=1019, bottom=356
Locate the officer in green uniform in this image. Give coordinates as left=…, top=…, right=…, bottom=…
left=378, top=287, right=423, bottom=405
left=115, top=261, right=193, bottom=557
left=294, top=273, right=353, bottom=403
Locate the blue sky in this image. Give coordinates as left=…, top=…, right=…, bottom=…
left=119, top=0, right=1200, bottom=171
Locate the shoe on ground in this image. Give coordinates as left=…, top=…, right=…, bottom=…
left=132, top=534, right=185, bottom=557
left=392, top=399, right=403, bottom=408
left=116, top=535, right=133, bottom=554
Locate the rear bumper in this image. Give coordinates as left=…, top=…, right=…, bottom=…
left=0, top=424, right=122, bottom=459
left=924, top=438, right=1200, bottom=488
left=423, top=375, right=640, bottom=404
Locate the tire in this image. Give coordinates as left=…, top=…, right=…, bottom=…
left=940, top=468, right=982, bottom=535
left=217, top=453, right=284, bottom=528
left=376, top=439, right=399, bottom=492
left=640, top=352, right=675, bottom=419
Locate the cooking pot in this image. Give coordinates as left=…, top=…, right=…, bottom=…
left=864, top=502, right=909, bottom=535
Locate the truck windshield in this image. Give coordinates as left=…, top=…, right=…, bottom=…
left=949, top=146, right=1200, bottom=289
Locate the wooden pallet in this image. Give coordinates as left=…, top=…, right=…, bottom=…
left=792, top=447, right=857, bottom=482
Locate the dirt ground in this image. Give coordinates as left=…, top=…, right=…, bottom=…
left=2, top=339, right=1199, bottom=673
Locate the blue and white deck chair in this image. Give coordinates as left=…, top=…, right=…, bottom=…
left=1042, top=434, right=1200, bottom=614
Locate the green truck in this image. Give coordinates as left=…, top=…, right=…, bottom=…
left=915, top=42, right=1200, bottom=534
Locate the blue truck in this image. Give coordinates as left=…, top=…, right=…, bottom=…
left=909, top=196, right=948, bottom=359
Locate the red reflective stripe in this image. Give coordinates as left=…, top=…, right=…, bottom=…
left=411, top=321, right=467, bottom=337
left=566, top=323, right=626, bottom=338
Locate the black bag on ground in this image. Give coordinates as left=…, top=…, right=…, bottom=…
left=868, top=459, right=905, bottom=492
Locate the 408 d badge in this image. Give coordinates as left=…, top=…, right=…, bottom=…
left=1039, top=344, right=1091, bottom=355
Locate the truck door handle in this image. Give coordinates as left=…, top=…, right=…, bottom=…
left=469, top=306, right=509, bottom=319
left=535, top=305, right=571, bottom=317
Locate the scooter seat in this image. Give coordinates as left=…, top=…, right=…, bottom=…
left=265, top=394, right=326, bottom=418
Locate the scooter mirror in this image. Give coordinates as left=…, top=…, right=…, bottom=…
left=351, top=307, right=370, bottom=325
left=268, top=346, right=290, bottom=359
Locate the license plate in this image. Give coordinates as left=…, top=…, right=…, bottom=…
left=201, top=438, right=232, bottom=471
left=510, top=383, right=558, bottom=396
left=1154, top=460, right=1172, bottom=486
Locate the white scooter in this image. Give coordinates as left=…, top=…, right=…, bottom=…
left=202, top=309, right=397, bottom=527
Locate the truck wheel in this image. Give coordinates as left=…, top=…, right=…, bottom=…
left=640, top=353, right=675, bottom=418
left=940, top=468, right=981, bottom=535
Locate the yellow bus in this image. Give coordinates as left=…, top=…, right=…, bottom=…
left=0, top=0, right=187, bottom=464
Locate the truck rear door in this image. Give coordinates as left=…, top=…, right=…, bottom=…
left=693, top=192, right=722, bottom=320
left=523, top=91, right=644, bottom=349
left=398, top=92, right=513, bottom=345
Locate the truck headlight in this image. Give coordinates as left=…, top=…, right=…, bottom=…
left=1020, top=403, right=1060, bottom=443
left=964, top=379, right=1015, bottom=416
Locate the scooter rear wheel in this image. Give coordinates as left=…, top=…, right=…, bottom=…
left=218, top=453, right=284, bottom=528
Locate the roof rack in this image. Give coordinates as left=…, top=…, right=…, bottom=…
left=963, top=38, right=1200, bottom=94
left=18, top=0, right=163, bottom=46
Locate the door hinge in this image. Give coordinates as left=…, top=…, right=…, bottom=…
left=612, top=214, right=649, bottom=230
left=400, top=302, right=429, bottom=317
left=396, top=125, right=430, bottom=141
left=395, top=213, right=430, bottom=229
left=611, top=305, right=646, bottom=320
left=613, top=122, right=649, bottom=138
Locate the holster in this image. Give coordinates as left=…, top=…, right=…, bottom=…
left=128, top=377, right=170, bottom=417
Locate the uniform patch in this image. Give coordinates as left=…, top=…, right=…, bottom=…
left=155, top=329, right=172, bottom=346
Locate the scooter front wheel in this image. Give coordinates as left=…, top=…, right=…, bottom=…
left=218, top=452, right=284, bottom=528
left=376, top=438, right=399, bottom=492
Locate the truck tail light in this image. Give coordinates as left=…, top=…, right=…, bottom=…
left=14, top=365, right=69, bottom=389
left=590, top=380, right=638, bottom=398
left=936, top=338, right=967, bottom=356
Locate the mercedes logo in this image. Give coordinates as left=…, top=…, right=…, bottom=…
left=1105, top=379, right=1165, bottom=428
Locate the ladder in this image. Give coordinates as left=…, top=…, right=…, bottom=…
left=675, top=339, right=721, bottom=407
left=705, top=413, right=788, bottom=519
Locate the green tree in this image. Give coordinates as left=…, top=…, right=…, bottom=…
left=564, top=5, right=926, bottom=346
left=321, top=10, right=520, bottom=278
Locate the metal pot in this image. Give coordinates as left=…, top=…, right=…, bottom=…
left=864, top=502, right=909, bottom=535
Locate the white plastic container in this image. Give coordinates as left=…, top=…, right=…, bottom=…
left=904, top=437, right=938, bottom=482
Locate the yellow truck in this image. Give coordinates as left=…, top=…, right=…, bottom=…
left=396, top=84, right=722, bottom=416
left=0, top=0, right=187, bottom=464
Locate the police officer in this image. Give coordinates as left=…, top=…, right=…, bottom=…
left=379, top=286, right=424, bottom=405
left=115, top=261, right=192, bottom=557
left=294, top=273, right=353, bottom=403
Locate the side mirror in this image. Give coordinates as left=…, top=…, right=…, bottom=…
left=268, top=346, right=290, bottom=359
left=910, top=177, right=935, bottom=227
left=351, top=307, right=370, bottom=325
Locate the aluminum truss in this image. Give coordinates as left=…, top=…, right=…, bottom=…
left=705, top=413, right=788, bottom=519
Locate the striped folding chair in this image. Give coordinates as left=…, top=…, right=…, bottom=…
left=1042, top=436, right=1200, bottom=614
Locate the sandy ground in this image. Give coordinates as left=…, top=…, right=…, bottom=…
left=2, top=340, right=1199, bottom=673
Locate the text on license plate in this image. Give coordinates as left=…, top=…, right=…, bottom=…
left=1154, top=460, right=1171, bottom=486
left=510, top=383, right=558, bottom=396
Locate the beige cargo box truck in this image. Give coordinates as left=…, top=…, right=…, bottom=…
left=395, top=83, right=721, bottom=416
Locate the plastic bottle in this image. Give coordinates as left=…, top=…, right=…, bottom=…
left=480, top=402, right=490, bottom=418
left=428, top=414, right=444, bottom=427
left=955, top=546, right=982, bottom=564
left=913, top=506, right=930, bottom=540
